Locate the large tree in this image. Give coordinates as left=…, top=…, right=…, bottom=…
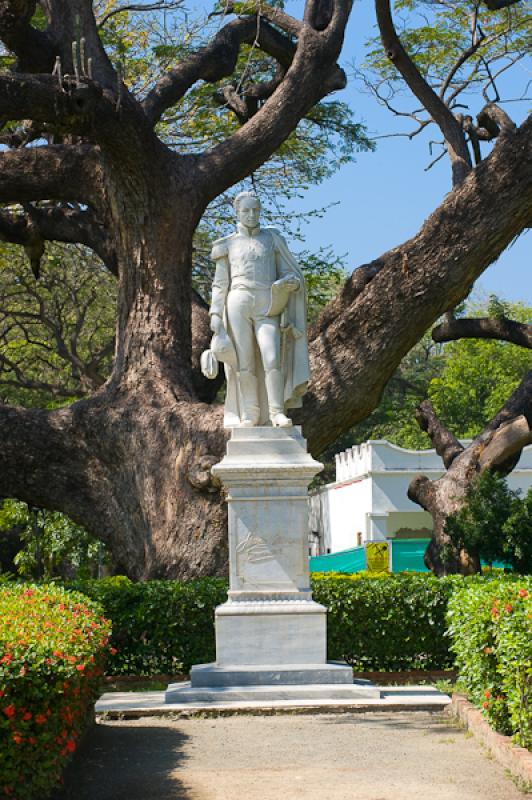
left=0, top=0, right=531, bottom=579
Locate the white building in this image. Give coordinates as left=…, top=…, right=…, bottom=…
left=309, top=440, right=532, bottom=555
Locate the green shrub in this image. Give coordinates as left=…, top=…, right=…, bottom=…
left=73, top=576, right=228, bottom=675
left=445, top=472, right=532, bottom=573
left=312, top=572, right=461, bottom=670
left=0, top=584, right=111, bottom=799
left=447, top=577, right=532, bottom=748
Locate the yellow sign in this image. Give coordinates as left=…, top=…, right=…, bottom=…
left=366, top=542, right=390, bottom=574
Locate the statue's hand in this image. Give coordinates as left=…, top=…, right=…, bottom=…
left=210, top=314, right=225, bottom=335
left=281, top=276, right=300, bottom=292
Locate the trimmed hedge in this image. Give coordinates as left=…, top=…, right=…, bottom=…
left=312, top=572, right=459, bottom=670
left=0, top=584, right=111, bottom=799
left=447, top=576, right=532, bottom=749
left=74, top=573, right=472, bottom=674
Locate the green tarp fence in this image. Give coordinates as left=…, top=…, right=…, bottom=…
left=309, top=538, right=509, bottom=574
left=309, top=546, right=366, bottom=574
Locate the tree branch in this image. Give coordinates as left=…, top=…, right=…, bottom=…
left=301, top=113, right=532, bottom=455
left=97, top=2, right=183, bottom=29
left=477, top=102, right=516, bottom=138
left=0, top=0, right=56, bottom=72
left=432, top=315, right=532, bottom=348
left=40, top=0, right=117, bottom=90
left=142, top=15, right=296, bottom=125
left=414, top=400, right=464, bottom=468
left=0, top=144, right=104, bottom=205
left=374, top=0, right=472, bottom=186
left=479, top=412, right=532, bottom=471
left=0, top=205, right=117, bottom=276
left=195, top=1, right=349, bottom=201
left=0, top=72, right=121, bottom=141
left=0, top=402, right=106, bottom=530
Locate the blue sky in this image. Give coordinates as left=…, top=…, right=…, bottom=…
left=277, top=0, right=532, bottom=305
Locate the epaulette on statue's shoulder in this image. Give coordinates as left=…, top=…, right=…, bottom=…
left=210, top=233, right=234, bottom=260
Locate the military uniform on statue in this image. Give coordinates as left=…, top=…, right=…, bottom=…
left=201, top=191, right=310, bottom=429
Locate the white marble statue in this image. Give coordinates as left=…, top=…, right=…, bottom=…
left=201, top=191, right=310, bottom=428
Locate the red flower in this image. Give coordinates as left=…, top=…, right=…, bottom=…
left=53, top=651, right=63, bottom=658
left=518, top=589, right=528, bottom=598
left=0, top=690, right=4, bottom=698
left=482, top=701, right=489, bottom=709
left=504, top=604, right=513, bottom=613
left=483, top=690, right=491, bottom=699
left=22, top=711, right=32, bottom=722
left=66, top=739, right=76, bottom=753
left=491, top=606, right=499, bottom=617
left=35, top=713, right=47, bottom=725
left=1, top=654, right=12, bottom=664
left=109, top=647, right=117, bottom=656
left=28, top=737, right=36, bottom=746
left=12, top=733, right=23, bottom=745
left=76, top=664, right=85, bottom=672
left=2, top=705, right=15, bottom=719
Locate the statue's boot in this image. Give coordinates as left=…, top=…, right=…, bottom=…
left=238, top=370, right=260, bottom=426
left=265, top=368, right=292, bottom=427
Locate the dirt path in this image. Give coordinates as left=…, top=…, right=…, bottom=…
left=54, top=711, right=526, bottom=800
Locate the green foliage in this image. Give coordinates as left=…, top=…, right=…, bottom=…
left=447, top=578, right=532, bottom=748
left=0, top=501, right=106, bottom=581
left=428, top=304, right=532, bottom=438
left=72, top=576, right=228, bottom=675
left=312, top=572, right=459, bottom=670
left=0, top=243, right=116, bottom=408
left=66, top=574, right=530, bottom=682
left=362, top=0, right=531, bottom=115
left=300, top=248, right=346, bottom=323
left=445, top=473, right=532, bottom=574
left=0, top=584, right=112, bottom=798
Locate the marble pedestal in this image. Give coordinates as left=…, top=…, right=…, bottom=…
left=165, top=427, right=380, bottom=705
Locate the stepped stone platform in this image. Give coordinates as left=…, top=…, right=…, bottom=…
left=95, top=684, right=450, bottom=718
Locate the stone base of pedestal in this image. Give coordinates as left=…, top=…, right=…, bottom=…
left=164, top=426, right=373, bottom=709
left=189, top=661, right=355, bottom=687
left=214, top=600, right=327, bottom=666
left=164, top=680, right=381, bottom=705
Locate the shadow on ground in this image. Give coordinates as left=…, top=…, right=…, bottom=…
left=321, top=710, right=456, bottom=734
left=52, top=721, right=191, bottom=800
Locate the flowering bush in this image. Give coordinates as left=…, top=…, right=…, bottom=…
left=0, top=584, right=112, bottom=799
left=447, top=577, right=532, bottom=748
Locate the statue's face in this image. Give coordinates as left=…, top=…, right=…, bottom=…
left=237, top=197, right=261, bottom=229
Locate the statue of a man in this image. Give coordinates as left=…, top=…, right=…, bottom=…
left=202, top=191, right=310, bottom=428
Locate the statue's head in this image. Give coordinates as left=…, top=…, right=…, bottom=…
left=234, top=191, right=261, bottom=230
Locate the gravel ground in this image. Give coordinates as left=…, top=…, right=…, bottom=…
left=54, top=711, right=527, bottom=800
